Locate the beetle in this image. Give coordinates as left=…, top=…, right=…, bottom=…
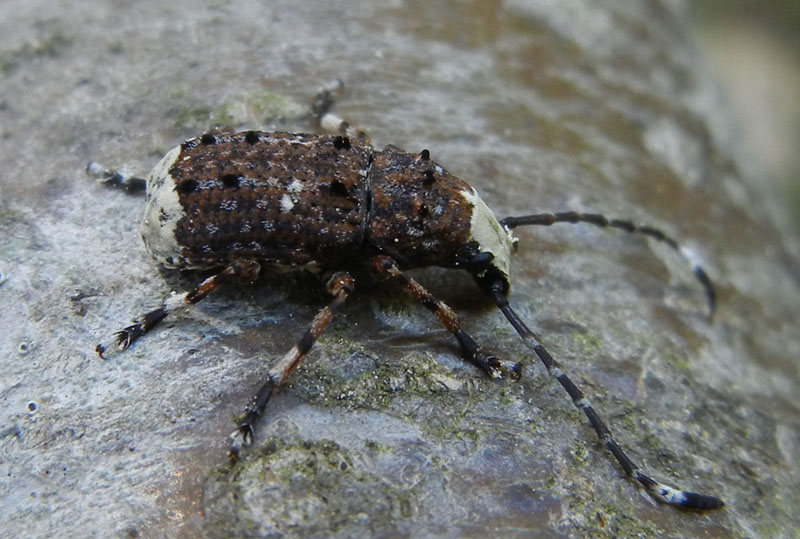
left=92, top=82, right=723, bottom=510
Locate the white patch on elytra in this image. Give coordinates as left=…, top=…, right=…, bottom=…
left=219, top=199, right=239, bottom=211
left=459, top=187, right=515, bottom=279
left=140, top=145, right=188, bottom=269
left=280, top=194, right=295, bottom=212
left=219, top=199, right=238, bottom=211
left=287, top=178, right=304, bottom=193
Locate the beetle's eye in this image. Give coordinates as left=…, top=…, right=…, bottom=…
left=469, top=252, right=495, bottom=271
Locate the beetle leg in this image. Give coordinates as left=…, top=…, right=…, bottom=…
left=371, top=255, right=520, bottom=380
left=228, top=271, right=355, bottom=459
left=86, top=161, right=147, bottom=193
left=96, top=259, right=260, bottom=358
left=310, top=79, right=370, bottom=144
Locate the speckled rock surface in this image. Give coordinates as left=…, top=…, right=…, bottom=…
left=1, top=1, right=798, bottom=537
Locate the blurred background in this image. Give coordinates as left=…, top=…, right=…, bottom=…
left=691, top=0, right=800, bottom=232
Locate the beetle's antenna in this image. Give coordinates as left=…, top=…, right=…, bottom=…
left=486, top=282, right=724, bottom=510
left=500, top=212, right=716, bottom=320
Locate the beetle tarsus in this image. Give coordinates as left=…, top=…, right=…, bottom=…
left=115, top=326, right=140, bottom=350
left=228, top=424, right=254, bottom=460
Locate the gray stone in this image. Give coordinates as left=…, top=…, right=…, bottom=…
left=0, top=1, right=798, bottom=537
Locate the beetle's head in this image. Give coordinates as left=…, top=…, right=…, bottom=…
left=457, top=186, right=516, bottom=297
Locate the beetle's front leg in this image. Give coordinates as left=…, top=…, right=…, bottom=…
left=228, top=271, right=355, bottom=459
left=371, top=255, right=520, bottom=380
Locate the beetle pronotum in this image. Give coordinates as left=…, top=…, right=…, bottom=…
left=92, top=82, right=723, bottom=510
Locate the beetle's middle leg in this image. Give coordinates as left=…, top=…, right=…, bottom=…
left=96, top=259, right=260, bottom=358
left=371, top=255, right=520, bottom=380
left=228, top=271, right=355, bottom=458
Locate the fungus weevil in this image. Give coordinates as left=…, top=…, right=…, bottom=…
left=91, top=82, right=723, bottom=510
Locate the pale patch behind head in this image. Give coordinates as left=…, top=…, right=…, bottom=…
left=140, top=145, right=187, bottom=268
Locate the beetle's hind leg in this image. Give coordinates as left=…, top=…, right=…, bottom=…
left=96, top=259, right=260, bottom=358
left=309, top=79, right=370, bottom=144
left=86, top=161, right=147, bottom=193
left=371, top=255, right=520, bottom=380
left=228, top=271, right=355, bottom=459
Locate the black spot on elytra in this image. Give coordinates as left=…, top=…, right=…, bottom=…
left=177, top=179, right=198, bottom=194
left=181, top=139, right=200, bottom=151
left=220, top=173, right=240, bottom=188
left=333, top=135, right=351, bottom=150
left=200, top=133, right=216, bottom=145
left=330, top=179, right=349, bottom=197
left=244, top=131, right=260, bottom=144
left=422, top=169, right=435, bottom=184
